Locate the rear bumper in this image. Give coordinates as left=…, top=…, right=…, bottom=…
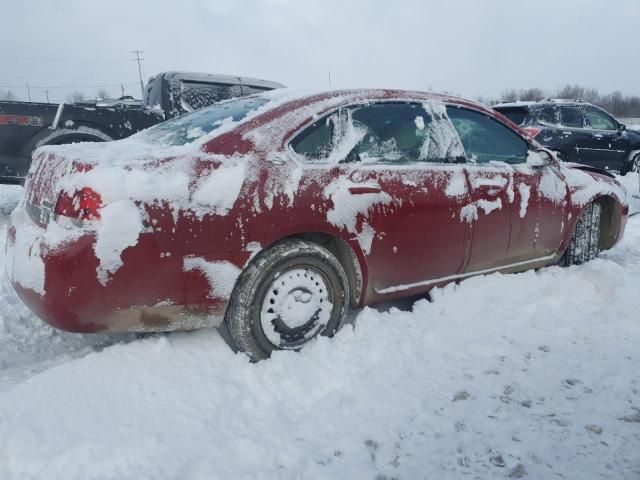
left=5, top=207, right=228, bottom=333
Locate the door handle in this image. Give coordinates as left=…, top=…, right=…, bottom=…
left=475, top=185, right=500, bottom=196
left=348, top=186, right=382, bottom=194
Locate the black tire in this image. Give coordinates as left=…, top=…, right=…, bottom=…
left=225, top=239, right=350, bottom=361
left=562, top=202, right=602, bottom=266
left=620, top=153, right=640, bottom=176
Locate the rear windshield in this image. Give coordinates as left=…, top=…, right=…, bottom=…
left=494, top=107, right=528, bottom=126
left=134, top=96, right=269, bottom=146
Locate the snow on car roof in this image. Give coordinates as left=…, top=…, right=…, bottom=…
left=155, top=71, right=286, bottom=89
left=494, top=99, right=588, bottom=108
left=493, top=101, right=538, bottom=108
left=37, top=88, right=493, bottom=166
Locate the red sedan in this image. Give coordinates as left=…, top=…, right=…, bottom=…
left=6, top=89, right=629, bottom=359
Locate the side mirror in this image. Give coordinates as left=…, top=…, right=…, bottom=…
left=618, top=123, right=627, bottom=132
left=527, top=149, right=555, bottom=168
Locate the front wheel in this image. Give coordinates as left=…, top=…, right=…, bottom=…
left=561, top=202, right=602, bottom=266
left=225, top=239, right=350, bottom=361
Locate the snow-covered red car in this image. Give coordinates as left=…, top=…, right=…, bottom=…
left=5, top=89, right=629, bottom=359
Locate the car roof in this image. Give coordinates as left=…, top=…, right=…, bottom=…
left=252, top=88, right=500, bottom=120
left=150, top=71, right=286, bottom=90
left=494, top=99, right=590, bottom=109
left=220, top=88, right=529, bottom=152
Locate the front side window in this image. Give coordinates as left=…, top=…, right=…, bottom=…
left=290, top=101, right=465, bottom=164
left=584, top=107, right=616, bottom=130
left=446, top=107, right=529, bottom=164
left=559, top=106, right=585, bottom=128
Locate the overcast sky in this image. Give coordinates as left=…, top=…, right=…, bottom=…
left=1, top=0, right=639, bottom=103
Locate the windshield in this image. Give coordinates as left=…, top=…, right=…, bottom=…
left=134, top=96, right=269, bottom=146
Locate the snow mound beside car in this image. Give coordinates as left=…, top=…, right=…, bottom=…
left=0, top=184, right=639, bottom=479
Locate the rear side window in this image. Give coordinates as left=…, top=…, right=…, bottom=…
left=537, top=107, right=558, bottom=126
left=242, top=85, right=274, bottom=95
left=290, top=102, right=465, bottom=164
left=349, top=103, right=465, bottom=164
left=559, top=106, right=585, bottom=128
left=584, top=107, right=616, bottom=130
left=179, top=81, right=243, bottom=112
left=289, top=116, right=334, bottom=160
left=495, top=107, right=528, bottom=126
left=446, top=107, right=529, bottom=164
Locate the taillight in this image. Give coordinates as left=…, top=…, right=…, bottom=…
left=524, top=127, right=541, bottom=139
left=54, top=187, right=102, bottom=221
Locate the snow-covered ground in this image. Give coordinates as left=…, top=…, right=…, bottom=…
left=0, top=179, right=639, bottom=480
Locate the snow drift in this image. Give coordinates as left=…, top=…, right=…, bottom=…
left=0, top=182, right=639, bottom=479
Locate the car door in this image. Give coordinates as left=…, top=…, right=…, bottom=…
left=289, top=101, right=473, bottom=294
left=555, top=105, right=590, bottom=163
left=447, top=106, right=552, bottom=270
left=447, top=106, right=539, bottom=271
left=582, top=106, right=628, bottom=171
left=532, top=106, right=568, bottom=157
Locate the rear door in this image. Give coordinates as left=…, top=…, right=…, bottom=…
left=557, top=106, right=592, bottom=165
left=290, top=101, right=473, bottom=294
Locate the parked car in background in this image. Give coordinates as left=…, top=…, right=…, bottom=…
left=0, top=71, right=284, bottom=183
left=494, top=99, right=640, bottom=175
left=6, top=89, right=628, bottom=360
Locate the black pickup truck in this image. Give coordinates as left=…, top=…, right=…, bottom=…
left=0, top=71, right=284, bottom=183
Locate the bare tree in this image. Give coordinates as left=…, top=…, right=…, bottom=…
left=96, top=88, right=111, bottom=100
left=1, top=90, right=17, bottom=101
left=519, top=88, right=545, bottom=101
left=66, top=90, right=86, bottom=103
left=483, top=85, right=640, bottom=117
left=501, top=89, right=519, bottom=103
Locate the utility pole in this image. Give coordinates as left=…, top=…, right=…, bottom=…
left=328, top=70, right=332, bottom=89
left=26, top=83, right=31, bottom=102
left=132, top=50, right=145, bottom=99
left=44, top=90, right=50, bottom=103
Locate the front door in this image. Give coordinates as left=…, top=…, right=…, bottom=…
left=581, top=106, right=628, bottom=171
left=446, top=106, right=538, bottom=272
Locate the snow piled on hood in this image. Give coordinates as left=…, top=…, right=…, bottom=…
left=561, top=164, right=628, bottom=207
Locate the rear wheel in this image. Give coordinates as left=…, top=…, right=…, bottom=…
left=620, top=153, right=639, bottom=175
left=632, top=154, right=640, bottom=194
left=562, top=202, right=602, bottom=266
left=225, top=239, right=350, bottom=361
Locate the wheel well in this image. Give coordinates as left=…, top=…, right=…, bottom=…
left=284, top=232, right=363, bottom=307
left=594, top=196, right=620, bottom=250
left=46, top=133, right=107, bottom=145
left=29, top=127, right=113, bottom=152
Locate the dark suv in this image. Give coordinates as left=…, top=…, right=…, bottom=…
left=494, top=100, right=640, bottom=174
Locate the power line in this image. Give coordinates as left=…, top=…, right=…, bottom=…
left=0, top=53, right=136, bottom=63
left=0, top=81, right=139, bottom=90
left=132, top=50, right=145, bottom=98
